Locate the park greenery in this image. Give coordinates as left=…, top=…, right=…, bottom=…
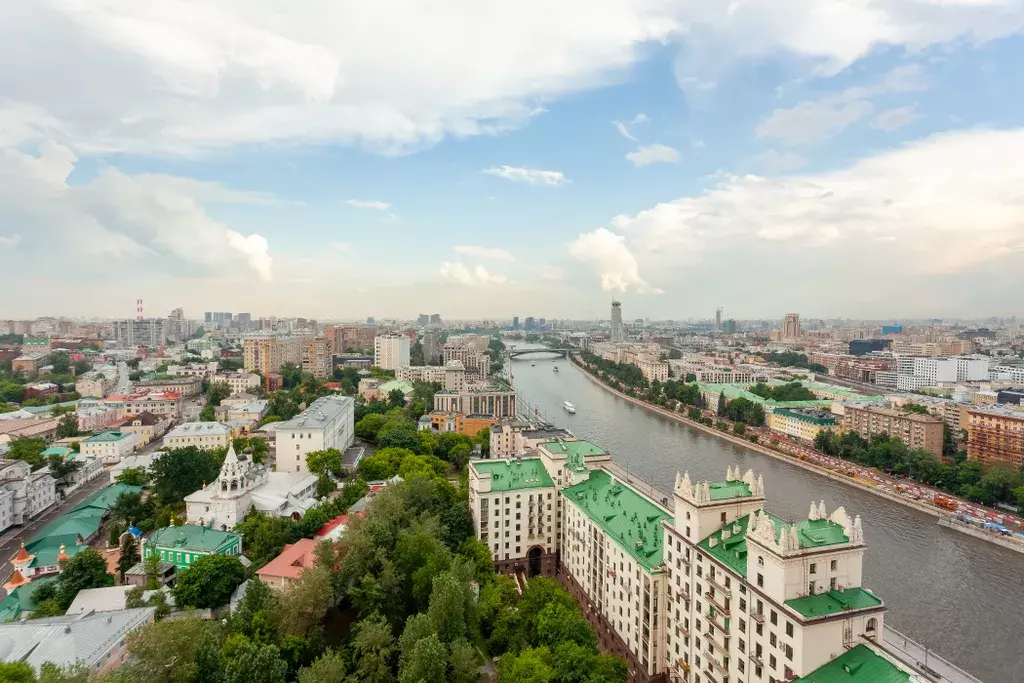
left=580, top=350, right=647, bottom=389
left=757, top=350, right=828, bottom=374
left=814, top=430, right=1024, bottom=508
left=748, top=381, right=818, bottom=402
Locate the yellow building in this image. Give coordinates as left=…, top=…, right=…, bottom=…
left=767, top=407, right=838, bottom=442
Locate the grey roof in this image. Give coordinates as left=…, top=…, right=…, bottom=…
left=0, top=607, right=155, bottom=670
left=165, top=421, right=230, bottom=437
left=66, top=586, right=174, bottom=615
left=276, top=395, right=353, bottom=430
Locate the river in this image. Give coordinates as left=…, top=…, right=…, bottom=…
left=509, top=350, right=1022, bottom=683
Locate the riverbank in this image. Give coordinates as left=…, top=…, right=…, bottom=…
left=570, top=356, right=1024, bottom=554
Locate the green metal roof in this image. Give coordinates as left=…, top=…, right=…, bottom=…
left=786, top=588, right=883, bottom=619
left=0, top=578, right=57, bottom=622
left=41, top=447, right=74, bottom=459
left=146, top=524, right=241, bottom=553
left=773, top=408, right=838, bottom=426
left=794, top=645, right=908, bottom=683
left=708, top=480, right=753, bottom=501
left=473, top=458, right=554, bottom=492
left=698, top=513, right=850, bottom=578
left=378, top=379, right=414, bottom=394
left=83, top=431, right=130, bottom=442
left=562, top=470, right=673, bottom=571
left=541, top=440, right=607, bottom=472
left=72, top=484, right=143, bottom=513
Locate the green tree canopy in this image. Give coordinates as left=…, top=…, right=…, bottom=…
left=173, top=554, right=247, bottom=609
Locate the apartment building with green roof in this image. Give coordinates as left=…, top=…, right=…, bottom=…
left=143, top=524, right=242, bottom=571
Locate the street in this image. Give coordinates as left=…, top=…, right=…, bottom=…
left=0, top=473, right=111, bottom=601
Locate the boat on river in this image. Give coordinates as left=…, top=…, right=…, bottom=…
left=553, top=365, right=559, bottom=373
left=562, top=401, right=576, bottom=414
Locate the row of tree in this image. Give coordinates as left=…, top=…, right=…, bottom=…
left=757, top=350, right=828, bottom=374
left=579, top=351, right=647, bottom=390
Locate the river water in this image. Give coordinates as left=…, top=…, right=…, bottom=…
left=509, top=351, right=1022, bottom=683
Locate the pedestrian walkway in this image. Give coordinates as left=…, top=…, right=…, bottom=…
left=882, top=627, right=986, bottom=683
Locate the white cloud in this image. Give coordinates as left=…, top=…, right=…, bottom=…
left=756, top=65, right=929, bottom=145
left=0, top=142, right=274, bottom=282
left=626, top=143, right=681, bottom=167
left=1, top=1, right=683, bottom=156
left=569, top=227, right=662, bottom=293
left=482, top=166, right=569, bottom=186
left=454, top=245, right=515, bottom=261
left=604, top=128, right=1024, bottom=289
left=0, top=234, right=21, bottom=249
left=872, top=105, right=922, bottom=132
left=439, top=261, right=509, bottom=285
left=613, top=121, right=637, bottom=141
left=631, top=113, right=649, bottom=125
left=753, top=149, right=807, bottom=172
left=532, top=265, right=566, bottom=281
left=346, top=199, right=390, bottom=210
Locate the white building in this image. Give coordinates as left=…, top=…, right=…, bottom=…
left=0, top=460, right=57, bottom=526
left=955, top=356, right=990, bottom=382
left=469, top=439, right=905, bottom=683
left=110, top=453, right=164, bottom=484
left=0, top=485, right=13, bottom=533
left=396, top=365, right=448, bottom=383
left=185, top=444, right=319, bottom=530
left=911, top=358, right=958, bottom=385
left=163, top=422, right=232, bottom=450
left=167, top=362, right=219, bottom=380
left=374, top=334, right=411, bottom=370
left=274, top=396, right=354, bottom=475
left=638, top=359, right=670, bottom=383
left=896, top=374, right=929, bottom=392
left=217, top=371, right=261, bottom=395
left=79, top=432, right=140, bottom=464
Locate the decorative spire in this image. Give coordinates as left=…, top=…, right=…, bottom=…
left=756, top=474, right=764, bottom=495
left=809, top=501, right=820, bottom=521
left=3, top=569, right=30, bottom=591
left=58, top=544, right=67, bottom=562
left=818, top=500, right=827, bottom=519
left=853, top=515, right=864, bottom=544
left=13, top=541, right=30, bottom=563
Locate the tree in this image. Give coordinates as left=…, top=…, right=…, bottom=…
left=109, top=491, right=155, bottom=528
left=377, top=423, right=421, bottom=451
left=732, top=422, right=746, bottom=436
left=224, top=641, right=289, bottom=683
left=199, top=404, right=216, bottom=422
left=206, top=381, right=232, bottom=407
left=449, top=443, right=471, bottom=471
left=398, top=633, right=447, bottom=683
left=306, top=448, right=343, bottom=477
left=173, top=554, right=247, bottom=609
left=54, top=548, right=114, bottom=610
left=277, top=567, right=335, bottom=639
left=716, top=392, right=726, bottom=417
left=235, top=510, right=299, bottom=567
left=37, top=662, right=90, bottom=683
left=499, top=646, right=554, bottom=683
left=6, top=437, right=47, bottom=470
left=297, top=650, right=352, bottom=683
left=355, top=413, right=389, bottom=441
left=119, top=616, right=221, bottom=683
left=353, top=613, right=396, bottom=683
left=119, top=534, right=140, bottom=577
left=450, top=638, right=479, bottom=683
left=56, top=413, right=80, bottom=439
left=0, top=662, right=35, bottom=683
left=151, top=447, right=220, bottom=504
left=116, top=467, right=151, bottom=487
left=387, top=389, right=407, bottom=410
left=427, top=571, right=467, bottom=645
left=46, top=453, right=81, bottom=486
left=316, top=474, right=336, bottom=498
left=535, top=602, right=597, bottom=651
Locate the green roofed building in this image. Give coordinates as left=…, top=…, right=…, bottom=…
left=143, top=524, right=242, bottom=571
left=794, top=644, right=916, bottom=683
left=0, top=577, right=56, bottom=622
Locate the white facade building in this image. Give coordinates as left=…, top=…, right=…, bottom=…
left=396, top=365, right=448, bottom=384
left=911, top=357, right=958, bottom=385
left=374, top=334, right=411, bottom=370
left=955, top=356, right=990, bottom=382
left=79, top=432, right=141, bottom=464
left=274, top=396, right=354, bottom=475
left=217, top=372, right=262, bottom=395
left=163, top=422, right=232, bottom=450
left=0, top=460, right=57, bottom=526
left=185, top=444, right=318, bottom=531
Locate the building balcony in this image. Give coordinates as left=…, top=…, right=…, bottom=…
left=751, top=610, right=765, bottom=624
left=708, top=576, right=731, bottom=597
left=709, top=654, right=729, bottom=676
left=676, top=624, right=690, bottom=638
left=706, top=611, right=729, bottom=634
left=749, top=652, right=764, bottom=667
left=705, top=592, right=731, bottom=617
left=678, top=586, right=691, bottom=602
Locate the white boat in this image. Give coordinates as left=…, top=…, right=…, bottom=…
left=531, top=361, right=536, bottom=367
left=562, top=401, right=576, bottom=414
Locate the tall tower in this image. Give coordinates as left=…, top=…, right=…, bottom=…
left=783, top=312, right=802, bottom=339
left=610, top=300, right=623, bottom=343
left=715, top=307, right=723, bottom=331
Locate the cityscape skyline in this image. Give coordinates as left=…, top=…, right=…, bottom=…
left=3, top=4, right=1024, bottom=319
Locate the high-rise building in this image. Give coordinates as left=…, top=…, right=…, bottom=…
left=429, top=314, right=442, bottom=325
left=610, top=300, right=624, bottom=343
left=715, top=307, right=723, bottom=331
left=204, top=312, right=233, bottom=328
left=524, top=317, right=536, bottom=330
left=366, top=317, right=376, bottom=324
left=167, top=308, right=186, bottom=342
left=723, top=319, right=737, bottom=334
left=422, top=329, right=441, bottom=365
left=512, top=316, right=520, bottom=331
left=273, top=396, right=355, bottom=475
left=417, top=314, right=430, bottom=326
left=782, top=312, right=802, bottom=339
left=243, top=336, right=300, bottom=375
left=114, top=318, right=166, bottom=348
left=301, top=338, right=331, bottom=379
left=235, top=313, right=252, bottom=331
left=374, top=334, right=411, bottom=370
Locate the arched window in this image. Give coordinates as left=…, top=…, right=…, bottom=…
left=866, top=618, right=878, bottom=637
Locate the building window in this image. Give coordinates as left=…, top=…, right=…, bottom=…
left=809, top=562, right=817, bottom=574
left=786, top=622, right=793, bottom=638
left=757, top=573, right=764, bottom=588
left=770, top=610, right=777, bottom=625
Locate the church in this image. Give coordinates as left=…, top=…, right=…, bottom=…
left=184, top=444, right=320, bottom=531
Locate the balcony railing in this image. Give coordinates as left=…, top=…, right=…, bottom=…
left=749, top=651, right=764, bottom=667
left=708, top=576, right=731, bottom=597
left=751, top=610, right=765, bottom=624
left=705, top=592, right=731, bottom=617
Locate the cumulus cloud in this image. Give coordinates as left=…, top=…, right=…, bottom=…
left=757, top=64, right=929, bottom=145
left=0, top=1, right=683, bottom=156
left=872, top=105, right=922, bottom=132
left=482, top=166, right=569, bottom=186
left=631, top=113, right=649, bottom=125
left=752, top=149, right=807, bottom=172
left=606, top=128, right=1024, bottom=286
left=439, top=262, right=509, bottom=285
left=626, top=143, right=681, bottom=167
left=0, top=142, right=274, bottom=282
left=346, top=199, right=390, bottom=210
left=569, top=227, right=662, bottom=293
left=532, top=265, right=566, bottom=281
left=454, top=245, right=515, bottom=261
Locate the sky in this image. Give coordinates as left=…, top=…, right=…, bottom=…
left=3, top=1, right=1024, bottom=322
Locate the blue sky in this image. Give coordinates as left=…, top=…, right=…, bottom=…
left=2, top=1, right=1024, bottom=321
